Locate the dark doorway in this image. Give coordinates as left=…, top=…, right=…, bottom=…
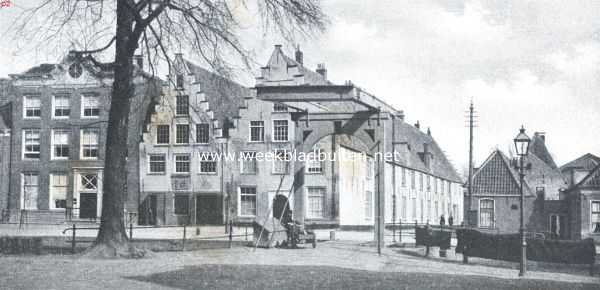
left=139, top=195, right=157, bottom=225
left=196, top=195, right=222, bottom=225
left=79, top=192, right=97, bottom=219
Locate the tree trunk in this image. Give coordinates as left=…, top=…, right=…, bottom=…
left=84, top=0, right=144, bottom=258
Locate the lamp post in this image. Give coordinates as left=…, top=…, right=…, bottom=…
left=513, top=126, right=531, bottom=277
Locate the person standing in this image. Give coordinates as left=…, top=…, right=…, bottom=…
left=439, top=214, right=446, bottom=227
left=448, top=215, right=454, bottom=227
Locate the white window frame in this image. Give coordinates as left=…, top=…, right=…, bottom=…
left=51, top=129, right=70, bottom=160
left=306, top=149, right=323, bottom=174
left=174, top=154, right=191, bottom=174
left=23, top=95, right=41, bottom=119
left=272, top=149, right=290, bottom=174
left=306, top=187, right=326, bottom=219
left=81, top=94, right=100, bottom=118
left=80, top=129, right=99, bottom=160
left=49, top=173, right=68, bottom=210
left=272, top=119, right=289, bottom=142
left=240, top=151, right=257, bottom=174
left=21, top=172, right=39, bottom=210
left=148, top=154, right=167, bottom=174
left=155, top=124, right=170, bottom=145
left=22, top=129, right=41, bottom=160
left=479, top=198, right=495, bottom=229
left=52, top=94, right=70, bottom=119
left=199, top=152, right=217, bottom=174
left=238, top=186, right=257, bottom=217
left=249, top=121, right=264, bottom=142
left=175, top=124, right=190, bottom=144
left=591, top=200, right=600, bottom=233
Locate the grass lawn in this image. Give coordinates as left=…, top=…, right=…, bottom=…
left=127, top=264, right=600, bottom=290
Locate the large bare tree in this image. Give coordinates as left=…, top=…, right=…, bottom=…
left=7, top=0, right=326, bottom=258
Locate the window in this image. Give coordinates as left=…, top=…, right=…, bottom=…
left=441, top=179, right=445, bottom=194
left=50, top=174, right=68, bottom=210
left=427, top=175, right=431, bottom=191
left=239, top=187, right=257, bottom=216
left=81, top=94, right=100, bottom=117
left=307, top=187, right=325, bottom=218
left=249, top=121, right=264, bottom=142
left=306, top=149, right=323, bottom=173
left=434, top=178, right=438, bottom=194
left=23, top=129, right=40, bottom=159
left=365, top=190, right=373, bottom=221
left=53, top=95, right=70, bottom=118
left=410, top=170, right=415, bottom=189
left=176, top=95, right=189, bottom=115
left=176, top=74, right=184, bottom=89
left=479, top=199, right=494, bottom=228
left=176, top=124, right=190, bottom=144
left=52, top=130, right=70, bottom=159
left=411, top=197, right=417, bottom=220
left=592, top=201, right=600, bottom=233
left=174, top=194, right=189, bottom=215
left=81, top=174, right=98, bottom=191
left=199, top=152, right=217, bottom=173
left=435, top=201, right=439, bottom=220
left=273, top=149, right=290, bottom=174
left=401, top=168, right=406, bottom=187
left=23, top=95, right=41, bottom=118
left=419, top=173, right=424, bottom=191
left=22, top=173, right=39, bottom=210
left=447, top=181, right=451, bottom=194
left=273, top=103, right=288, bottom=112
left=174, top=154, right=190, bottom=173
left=156, top=125, right=170, bottom=144
left=402, top=196, right=407, bottom=220
left=148, top=154, right=166, bottom=174
left=272, top=120, right=288, bottom=142
left=81, top=129, right=99, bottom=159
left=366, top=158, right=374, bottom=179
left=196, top=123, right=210, bottom=144
left=241, top=151, right=257, bottom=174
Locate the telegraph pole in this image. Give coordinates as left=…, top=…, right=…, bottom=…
left=466, top=101, right=476, bottom=226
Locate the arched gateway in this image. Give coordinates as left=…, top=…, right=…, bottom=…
left=256, top=84, right=391, bottom=251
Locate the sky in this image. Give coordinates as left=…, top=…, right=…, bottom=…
left=1, top=0, right=599, bottom=175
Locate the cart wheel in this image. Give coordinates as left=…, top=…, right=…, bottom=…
left=312, top=239, right=316, bottom=248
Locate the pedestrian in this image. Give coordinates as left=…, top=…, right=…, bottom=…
left=439, top=214, right=445, bottom=227
left=448, top=215, right=454, bottom=227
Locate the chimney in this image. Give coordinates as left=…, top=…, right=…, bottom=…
left=414, top=120, right=420, bottom=129
left=427, top=127, right=431, bottom=136
left=396, top=111, right=405, bottom=121
left=535, top=132, right=546, bottom=143
left=316, top=63, right=327, bottom=79
left=275, top=44, right=282, bottom=50
left=295, top=46, right=303, bottom=65
left=421, top=142, right=432, bottom=169
left=134, top=55, right=143, bottom=69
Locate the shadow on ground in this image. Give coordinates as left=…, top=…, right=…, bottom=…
left=126, top=264, right=600, bottom=290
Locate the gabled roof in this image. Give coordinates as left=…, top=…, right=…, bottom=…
left=472, top=150, right=525, bottom=196
left=394, top=121, right=462, bottom=183
left=258, top=45, right=331, bottom=86
left=184, top=60, right=253, bottom=122
left=560, top=153, right=600, bottom=171
left=529, top=133, right=558, bottom=169
left=569, top=164, right=600, bottom=191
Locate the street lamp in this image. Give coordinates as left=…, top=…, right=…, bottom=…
left=513, top=126, right=531, bottom=277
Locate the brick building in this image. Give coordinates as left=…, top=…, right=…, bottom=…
left=138, top=46, right=464, bottom=228
left=561, top=153, right=600, bottom=241
left=0, top=53, right=159, bottom=223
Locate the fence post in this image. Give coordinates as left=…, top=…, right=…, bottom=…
left=182, top=224, right=186, bottom=251
left=229, top=221, right=233, bottom=248
left=71, top=224, right=76, bottom=254
left=462, top=227, right=469, bottom=264
left=129, top=223, right=133, bottom=240
left=399, top=218, right=402, bottom=243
